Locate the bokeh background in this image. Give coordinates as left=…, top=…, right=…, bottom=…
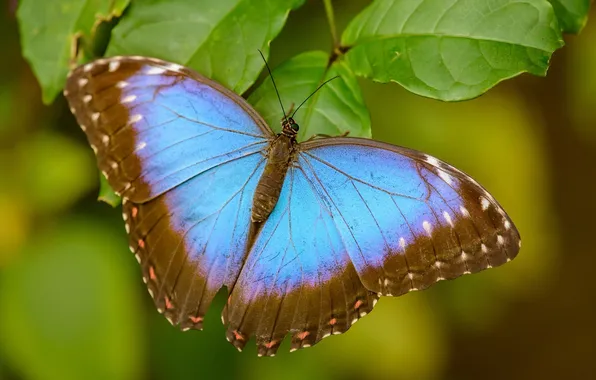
left=1, top=1, right=595, bottom=379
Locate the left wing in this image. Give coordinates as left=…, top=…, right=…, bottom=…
left=224, top=137, right=520, bottom=355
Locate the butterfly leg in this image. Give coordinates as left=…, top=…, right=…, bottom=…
left=304, top=130, right=351, bottom=142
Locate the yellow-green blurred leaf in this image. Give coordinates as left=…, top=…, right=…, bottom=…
left=0, top=194, right=29, bottom=267
left=0, top=219, right=145, bottom=380
left=17, top=131, right=96, bottom=214
left=98, top=174, right=121, bottom=207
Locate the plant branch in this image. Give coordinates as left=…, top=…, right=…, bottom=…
left=323, top=0, right=338, bottom=47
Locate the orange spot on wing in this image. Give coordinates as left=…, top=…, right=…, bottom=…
left=149, top=266, right=156, bottom=281
left=354, top=300, right=363, bottom=309
left=138, top=239, right=145, bottom=249
left=297, top=331, right=310, bottom=340
left=265, top=340, right=277, bottom=349
left=329, top=318, right=337, bottom=326
left=233, top=330, right=245, bottom=341
left=131, top=207, right=138, bottom=218
left=165, top=296, right=173, bottom=309
left=189, top=316, right=203, bottom=324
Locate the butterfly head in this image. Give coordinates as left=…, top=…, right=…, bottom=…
left=281, top=117, right=299, bottom=138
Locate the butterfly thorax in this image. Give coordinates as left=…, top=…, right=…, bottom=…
left=251, top=133, right=296, bottom=223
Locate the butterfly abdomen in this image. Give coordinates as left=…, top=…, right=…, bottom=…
left=251, top=135, right=295, bottom=223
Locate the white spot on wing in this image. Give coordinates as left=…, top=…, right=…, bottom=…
left=442, top=211, right=453, bottom=226
left=90, top=144, right=98, bottom=153
left=481, top=243, right=488, bottom=253
left=146, top=67, right=166, bottom=75
left=423, top=220, right=432, bottom=235
left=122, top=94, right=137, bottom=104
left=83, top=94, right=92, bottom=103
left=166, top=63, right=184, bottom=72
left=504, top=220, right=511, bottom=230
left=480, top=196, right=490, bottom=211
left=129, top=114, right=143, bottom=124
left=497, top=235, right=505, bottom=245
left=83, top=63, right=94, bottom=72
left=91, top=112, right=100, bottom=122
left=460, top=205, right=470, bottom=217
left=425, top=155, right=439, bottom=166
left=109, top=61, right=120, bottom=72
left=135, top=141, right=147, bottom=151
left=438, top=169, right=453, bottom=185
left=399, top=237, right=406, bottom=250
left=101, top=135, right=109, bottom=145
left=78, top=78, right=88, bottom=87
left=116, top=81, right=129, bottom=89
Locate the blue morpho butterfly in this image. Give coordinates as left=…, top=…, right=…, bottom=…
left=64, top=55, right=520, bottom=356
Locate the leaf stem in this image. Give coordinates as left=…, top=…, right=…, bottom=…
left=323, top=0, right=338, bottom=47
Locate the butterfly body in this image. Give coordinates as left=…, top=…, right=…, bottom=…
left=252, top=131, right=296, bottom=223
left=64, top=56, right=520, bottom=356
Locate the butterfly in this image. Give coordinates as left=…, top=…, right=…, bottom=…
left=64, top=55, right=520, bottom=356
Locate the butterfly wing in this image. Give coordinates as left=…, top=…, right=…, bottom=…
left=224, top=137, right=519, bottom=355
left=65, top=56, right=272, bottom=328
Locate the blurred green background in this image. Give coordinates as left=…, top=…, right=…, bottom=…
left=1, top=1, right=595, bottom=379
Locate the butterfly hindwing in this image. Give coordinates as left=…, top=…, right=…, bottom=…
left=224, top=167, right=379, bottom=356
left=65, top=56, right=272, bottom=328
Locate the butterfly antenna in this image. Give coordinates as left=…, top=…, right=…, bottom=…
left=291, top=76, right=339, bottom=118
left=258, top=50, right=288, bottom=122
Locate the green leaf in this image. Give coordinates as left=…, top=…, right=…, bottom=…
left=98, top=174, right=122, bottom=207
left=248, top=51, right=371, bottom=141
left=107, top=0, right=304, bottom=94
left=16, top=131, right=96, bottom=215
left=548, top=0, right=591, bottom=33
left=17, top=0, right=129, bottom=104
left=0, top=219, right=145, bottom=380
left=342, top=0, right=565, bottom=101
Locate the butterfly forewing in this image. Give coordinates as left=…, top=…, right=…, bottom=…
left=297, top=138, right=520, bottom=297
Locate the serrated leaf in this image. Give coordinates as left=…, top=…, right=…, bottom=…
left=17, top=0, right=129, bottom=104
left=342, top=0, right=565, bottom=101
left=248, top=51, right=371, bottom=141
left=98, top=174, right=122, bottom=207
left=548, top=0, right=591, bottom=33
left=107, top=0, right=304, bottom=94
